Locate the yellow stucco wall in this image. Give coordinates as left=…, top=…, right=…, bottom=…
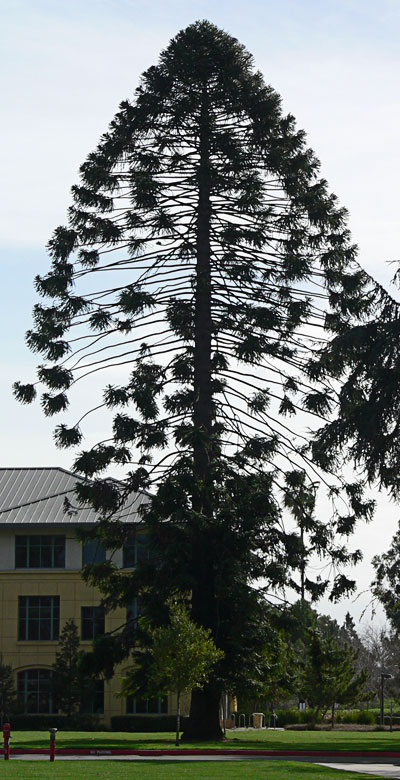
left=0, top=568, right=188, bottom=725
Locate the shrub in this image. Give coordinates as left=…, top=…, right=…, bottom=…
left=274, top=708, right=301, bottom=726
left=10, top=714, right=101, bottom=731
left=111, top=715, right=189, bottom=732
left=336, top=710, right=376, bottom=725
left=235, top=708, right=319, bottom=727
left=275, top=708, right=320, bottom=726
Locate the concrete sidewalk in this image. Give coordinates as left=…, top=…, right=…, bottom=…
left=320, top=763, right=400, bottom=778
left=6, top=753, right=400, bottom=776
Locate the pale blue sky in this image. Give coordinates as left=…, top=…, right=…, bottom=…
left=1, top=0, right=400, bottom=625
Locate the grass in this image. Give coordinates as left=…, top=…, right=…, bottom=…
left=0, top=761, right=386, bottom=780
left=9, top=728, right=400, bottom=752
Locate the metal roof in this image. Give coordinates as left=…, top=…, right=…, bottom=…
left=0, top=467, right=146, bottom=525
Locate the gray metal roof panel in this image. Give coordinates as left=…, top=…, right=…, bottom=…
left=0, top=468, right=145, bottom=525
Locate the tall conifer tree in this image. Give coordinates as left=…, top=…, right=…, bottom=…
left=15, top=21, right=377, bottom=738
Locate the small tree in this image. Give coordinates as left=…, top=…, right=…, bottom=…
left=0, top=658, right=16, bottom=722
left=127, top=601, right=223, bottom=746
left=301, top=630, right=368, bottom=728
left=52, top=618, right=83, bottom=716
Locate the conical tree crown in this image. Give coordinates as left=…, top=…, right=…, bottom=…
left=15, top=21, right=374, bottom=602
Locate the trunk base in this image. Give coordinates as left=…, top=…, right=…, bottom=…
left=180, top=685, right=224, bottom=742
left=180, top=727, right=225, bottom=742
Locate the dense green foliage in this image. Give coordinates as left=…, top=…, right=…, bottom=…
left=239, top=602, right=371, bottom=719
left=301, top=630, right=368, bottom=727
left=0, top=657, right=16, bottom=722
left=309, top=284, right=400, bottom=498
left=52, top=619, right=89, bottom=717
left=9, top=715, right=100, bottom=730
left=373, top=528, right=400, bottom=633
left=15, top=20, right=385, bottom=738
left=133, top=600, right=223, bottom=744
left=110, top=716, right=188, bottom=732
left=336, top=710, right=376, bottom=725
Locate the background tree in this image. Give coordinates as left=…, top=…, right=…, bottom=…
left=372, top=526, right=400, bottom=633
left=242, top=617, right=299, bottom=716
left=308, top=272, right=400, bottom=498
left=52, top=618, right=91, bottom=717
left=15, top=20, right=379, bottom=738
left=126, top=600, right=223, bottom=745
left=301, top=630, right=368, bottom=728
left=0, top=658, right=16, bottom=723
left=359, top=623, right=400, bottom=705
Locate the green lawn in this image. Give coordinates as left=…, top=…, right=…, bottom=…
left=9, top=728, right=400, bottom=752
left=0, top=761, right=386, bottom=780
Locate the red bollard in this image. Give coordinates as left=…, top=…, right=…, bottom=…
left=49, top=728, right=57, bottom=761
left=3, top=723, right=11, bottom=760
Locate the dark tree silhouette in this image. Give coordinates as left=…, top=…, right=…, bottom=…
left=301, top=630, right=368, bottom=728
left=15, top=21, right=379, bottom=738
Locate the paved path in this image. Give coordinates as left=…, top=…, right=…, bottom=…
left=320, top=763, right=400, bottom=777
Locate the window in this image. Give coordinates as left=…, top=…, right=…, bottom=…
left=15, top=535, right=65, bottom=568
left=123, top=533, right=149, bottom=568
left=82, top=539, right=106, bottom=566
left=126, top=695, right=168, bottom=714
left=81, top=679, right=104, bottom=714
left=17, top=669, right=54, bottom=713
left=18, top=596, right=60, bottom=641
left=126, top=597, right=143, bottom=626
left=81, top=606, right=105, bottom=640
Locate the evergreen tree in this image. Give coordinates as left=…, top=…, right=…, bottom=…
left=52, top=618, right=85, bottom=717
left=308, top=276, right=400, bottom=498
left=301, top=630, right=368, bottom=727
left=373, top=526, right=400, bottom=633
left=0, top=658, right=16, bottom=723
left=15, top=21, right=378, bottom=738
left=256, top=624, right=298, bottom=715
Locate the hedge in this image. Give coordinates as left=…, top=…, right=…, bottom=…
left=111, top=715, right=188, bottom=732
left=9, top=714, right=101, bottom=731
left=275, top=708, right=319, bottom=726
left=235, top=708, right=319, bottom=727
left=336, top=710, right=376, bottom=725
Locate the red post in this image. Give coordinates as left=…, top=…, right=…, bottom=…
left=49, top=728, right=57, bottom=761
left=3, top=723, right=11, bottom=760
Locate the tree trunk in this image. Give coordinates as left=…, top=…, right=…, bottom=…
left=181, top=88, right=224, bottom=743
left=181, top=683, right=223, bottom=741
left=331, top=702, right=335, bottom=729
left=176, top=691, right=181, bottom=746
left=311, top=705, right=320, bottom=729
left=192, top=92, right=213, bottom=518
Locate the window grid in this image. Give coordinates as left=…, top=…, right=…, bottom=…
left=18, top=596, right=60, bottom=641
left=122, top=533, right=149, bottom=568
left=81, top=679, right=104, bottom=714
left=126, top=597, right=143, bottom=626
left=126, top=695, right=168, bottom=714
left=17, top=669, right=54, bottom=713
left=81, top=606, right=105, bottom=640
left=15, top=535, right=65, bottom=569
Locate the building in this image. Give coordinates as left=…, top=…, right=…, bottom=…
left=0, top=466, right=174, bottom=725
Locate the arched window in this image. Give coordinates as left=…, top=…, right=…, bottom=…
left=17, top=669, right=53, bottom=713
